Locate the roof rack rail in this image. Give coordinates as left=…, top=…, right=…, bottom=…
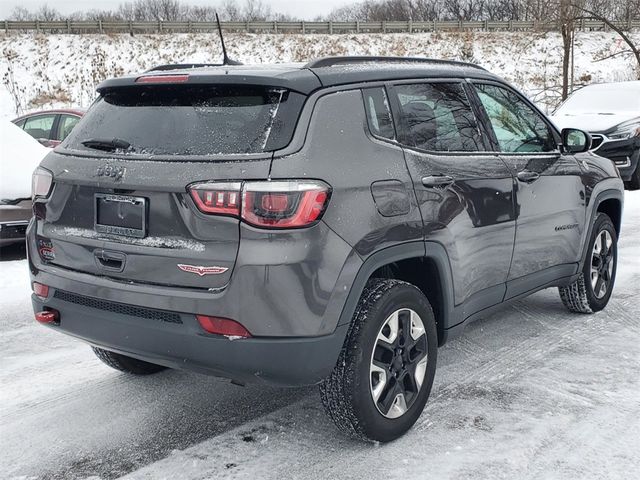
left=145, top=63, right=224, bottom=72
left=304, top=56, right=485, bottom=70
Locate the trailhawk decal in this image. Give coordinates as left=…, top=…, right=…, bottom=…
left=177, top=264, right=229, bottom=276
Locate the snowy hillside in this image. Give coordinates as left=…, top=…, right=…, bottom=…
left=1, top=30, right=638, bottom=119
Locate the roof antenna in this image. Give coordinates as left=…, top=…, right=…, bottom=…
left=216, top=13, right=242, bottom=66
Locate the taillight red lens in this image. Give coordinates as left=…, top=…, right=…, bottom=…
left=242, top=181, right=330, bottom=228
left=196, top=315, right=252, bottom=338
left=189, top=182, right=242, bottom=216
left=33, top=282, right=49, bottom=300
left=188, top=180, right=331, bottom=229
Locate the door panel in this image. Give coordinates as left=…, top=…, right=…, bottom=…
left=389, top=81, right=516, bottom=306
left=503, top=154, right=585, bottom=280
left=472, top=82, right=586, bottom=282
left=404, top=150, right=515, bottom=305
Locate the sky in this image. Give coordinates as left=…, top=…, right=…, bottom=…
left=0, top=0, right=353, bottom=19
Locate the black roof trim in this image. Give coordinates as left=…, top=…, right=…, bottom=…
left=304, top=56, right=487, bottom=71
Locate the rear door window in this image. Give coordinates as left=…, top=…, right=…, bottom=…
left=392, top=83, right=483, bottom=152
left=23, top=114, right=56, bottom=142
left=63, top=85, right=305, bottom=157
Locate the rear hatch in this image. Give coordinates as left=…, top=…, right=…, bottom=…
left=36, top=80, right=306, bottom=290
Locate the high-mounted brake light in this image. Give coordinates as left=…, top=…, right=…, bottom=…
left=136, top=74, right=189, bottom=84
left=196, top=315, right=251, bottom=338
left=188, top=180, right=331, bottom=229
left=32, top=167, right=53, bottom=200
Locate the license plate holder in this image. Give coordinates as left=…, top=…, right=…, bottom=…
left=95, top=194, right=147, bottom=238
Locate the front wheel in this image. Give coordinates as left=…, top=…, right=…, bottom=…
left=319, top=279, right=438, bottom=442
left=559, top=212, right=618, bottom=313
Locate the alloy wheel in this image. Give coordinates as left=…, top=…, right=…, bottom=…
left=590, top=229, right=614, bottom=299
left=369, top=308, right=428, bottom=419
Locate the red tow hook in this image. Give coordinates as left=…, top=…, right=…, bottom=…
left=35, top=310, right=59, bottom=324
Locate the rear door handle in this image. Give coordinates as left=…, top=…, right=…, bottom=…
left=422, top=175, right=454, bottom=188
left=517, top=170, right=540, bottom=183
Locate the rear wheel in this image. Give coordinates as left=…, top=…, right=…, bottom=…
left=319, top=279, right=438, bottom=442
left=92, top=347, right=167, bottom=375
left=559, top=213, right=617, bottom=313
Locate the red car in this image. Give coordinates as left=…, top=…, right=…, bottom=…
left=12, top=108, right=85, bottom=148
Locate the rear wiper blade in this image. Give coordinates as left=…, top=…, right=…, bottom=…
left=81, top=138, right=132, bottom=152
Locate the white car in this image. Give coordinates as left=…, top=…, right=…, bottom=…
left=552, top=81, right=640, bottom=189
left=1, top=120, right=49, bottom=246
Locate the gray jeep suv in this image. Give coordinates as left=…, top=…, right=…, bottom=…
left=28, top=57, right=624, bottom=442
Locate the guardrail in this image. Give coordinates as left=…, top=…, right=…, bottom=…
left=1, top=18, right=639, bottom=34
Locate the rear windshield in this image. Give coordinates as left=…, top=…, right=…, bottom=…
left=63, top=85, right=305, bottom=157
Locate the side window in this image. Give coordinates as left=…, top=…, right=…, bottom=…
left=23, top=115, right=56, bottom=141
left=475, top=84, right=556, bottom=153
left=13, top=118, right=26, bottom=129
left=362, top=87, right=395, bottom=140
left=57, top=115, right=81, bottom=141
left=392, top=82, right=482, bottom=152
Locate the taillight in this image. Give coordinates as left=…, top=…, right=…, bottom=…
left=196, top=315, right=251, bottom=338
left=32, top=167, right=53, bottom=200
left=242, top=181, right=330, bottom=228
left=188, top=180, right=331, bottom=229
left=189, top=182, right=242, bottom=216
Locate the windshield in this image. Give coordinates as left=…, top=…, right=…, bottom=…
left=63, top=85, right=304, bottom=157
left=556, top=85, right=640, bottom=115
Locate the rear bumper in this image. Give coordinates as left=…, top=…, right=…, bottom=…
left=31, top=291, right=348, bottom=386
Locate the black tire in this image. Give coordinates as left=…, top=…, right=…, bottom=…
left=319, top=279, right=438, bottom=442
left=559, top=213, right=617, bottom=313
left=92, top=347, right=167, bottom=375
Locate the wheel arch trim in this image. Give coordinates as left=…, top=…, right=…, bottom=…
left=337, top=241, right=456, bottom=334
left=580, top=187, right=624, bottom=271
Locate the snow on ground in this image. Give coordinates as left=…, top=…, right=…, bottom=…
left=0, top=192, right=639, bottom=480
left=1, top=30, right=639, bottom=120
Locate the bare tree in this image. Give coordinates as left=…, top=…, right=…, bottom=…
left=572, top=2, right=640, bottom=79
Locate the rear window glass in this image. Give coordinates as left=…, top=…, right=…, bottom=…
left=63, top=85, right=305, bottom=157
left=363, top=87, right=395, bottom=140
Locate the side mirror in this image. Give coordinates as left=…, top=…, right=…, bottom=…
left=562, top=128, right=592, bottom=154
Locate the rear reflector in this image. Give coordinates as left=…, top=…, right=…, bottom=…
left=136, top=74, right=189, bottom=84
left=196, top=315, right=252, bottom=338
left=33, top=282, right=49, bottom=300
left=35, top=310, right=59, bottom=324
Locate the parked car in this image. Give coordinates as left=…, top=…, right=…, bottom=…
left=28, top=57, right=624, bottom=442
left=0, top=121, right=48, bottom=247
left=12, top=108, right=85, bottom=148
left=552, top=81, right=640, bottom=189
